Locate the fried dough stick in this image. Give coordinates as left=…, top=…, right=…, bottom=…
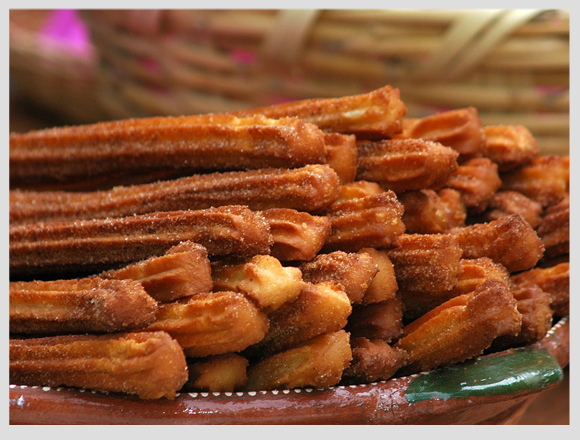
left=9, top=165, right=340, bottom=225
left=99, top=241, right=213, bottom=303
left=341, top=337, right=408, bottom=385
left=480, top=190, right=543, bottom=229
left=394, top=107, right=486, bottom=160
left=301, top=251, right=378, bottom=305
left=323, top=133, right=358, bottom=184
left=211, top=255, right=305, bottom=313
left=232, top=85, right=407, bottom=140
left=345, top=294, right=405, bottom=342
left=183, top=353, right=249, bottom=393
left=482, top=125, right=539, bottom=171
left=356, top=139, right=459, bottom=193
left=395, top=280, right=522, bottom=375
left=9, top=331, right=188, bottom=399
left=357, top=247, right=399, bottom=305
left=243, top=282, right=352, bottom=360
left=260, top=208, right=331, bottom=262
left=537, top=195, right=569, bottom=260
left=9, top=278, right=158, bottom=335
left=245, top=330, right=352, bottom=391
left=147, top=291, right=269, bottom=358
left=449, top=214, right=544, bottom=273
left=399, top=188, right=466, bottom=234
left=323, top=192, right=405, bottom=253
left=10, top=114, right=327, bottom=190
left=387, top=233, right=463, bottom=292
left=444, top=157, right=502, bottom=213
left=491, top=283, right=553, bottom=352
left=400, top=257, right=512, bottom=322
left=511, top=262, right=569, bottom=317
left=501, top=155, right=569, bottom=208
left=9, top=205, right=272, bottom=279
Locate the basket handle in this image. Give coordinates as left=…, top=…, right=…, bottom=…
left=415, top=9, right=546, bottom=81
left=261, top=10, right=320, bottom=67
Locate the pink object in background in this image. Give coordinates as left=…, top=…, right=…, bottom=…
left=37, top=9, right=92, bottom=58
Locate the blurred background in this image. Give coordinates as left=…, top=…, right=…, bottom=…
left=10, top=9, right=569, bottom=157
left=8, top=9, right=570, bottom=424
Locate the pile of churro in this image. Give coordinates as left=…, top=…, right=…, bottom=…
left=9, top=85, right=569, bottom=400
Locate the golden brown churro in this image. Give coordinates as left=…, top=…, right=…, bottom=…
left=341, top=337, right=408, bottom=385
left=9, top=206, right=272, bottom=278
left=480, top=190, right=543, bottom=229
left=398, top=189, right=466, bottom=234
left=301, top=251, right=378, bottom=305
left=323, top=192, right=405, bottom=253
left=482, top=125, right=539, bottom=171
left=345, top=294, right=405, bottom=343
left=500, top=155, right=569, bottom=208
left=9, top=278, right=158, bottom=335
left=148, top=291, right=269, bottom=358
left=449, top=214, right=544, bottom=273
left=445, top=157, right=502, bottom=213
left=10, top=114, right=327, bottom=190
left=394, top=107, right=486, bottom=160
left=537, top=195, right=570, bottom=260
left=245, top=330, right=352, bottom=391
left=357, top=247, right=398, bottom=305
left=356, top=138, right=459, bottom=193
left=323, top=133, right=358, bottom=184
left=183, top=353, right=249, bottom=393
left=9, top=331, right=188, bottom=399
left=260, top=208, right=331, bottom=262
left=395, top=280, right=522, bottom=375
left=211, top=255, right=305, bottom=313
left=244, top=282, right=352, bottom=360
left=9, top=165, right=340, bottom=225
left=99, top=241, right=213, bottom=303
left=387, top=233, right=463, bottom=292
left=232, top=85, right=407, bottom=139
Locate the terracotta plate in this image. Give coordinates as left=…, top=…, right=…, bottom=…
left=9, top=316, right=569, bottom=425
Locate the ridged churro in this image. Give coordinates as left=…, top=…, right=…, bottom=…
left=232, top=85, right=407, bottom=139
left=260, top=208, right=331, bottom=262
left=395, top=280, right=522, bottom=375
left=10, top=114, right=327, bottom=190
left=244, top=282, right=352, bottom=360
left=394, top=107, right=486, bottom=160
left=480, top=190, right=543, bottom=229
left=10, top=165, right=340, bottom=225
left=99, top=241, right=213, bottom=303
left=399, top=188, right=466, bottom=234
left=537, top=195, right=569, bottom=260
left=341, top=337, right=408, bottom=385
left=387, top=233, right=463, bottom=292
left=9, top=331, right=188, bottom=399
left=323, top=192, right=405, bottom=253
left=449, top=214, right=544, bottom=273
left=445, top=157, right=502, bottom=213
left=323, top=133, right=358, bottom=184
left=345, top=294, right=404, bottom=342
left=245, top=330, right=352, bottom=391
left=211, top=255, right=305, bottom=313
left=149, top=291, right=269, bottom=358
left=483, top=125, right=539, bottom=171
left=356, top=138, right=459, bottom=193
left=301, top=251, right=378, bottom=305
left=183, top=353, right=249, bottom=393
left=9, top=278, right=157, bottom=335
left=10, top=206, right=272, bottom=279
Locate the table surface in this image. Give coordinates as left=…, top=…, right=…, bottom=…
left=8, top=96, right=570, bottom=426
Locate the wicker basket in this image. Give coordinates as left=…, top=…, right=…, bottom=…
left=82, top=9, right=569, bottom=155
left=9, top=10, right=107, bottom=125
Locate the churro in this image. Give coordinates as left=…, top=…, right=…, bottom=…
left=148, top=291, right=269, bottom=358
left=449, top=214, right=544, bottom=273
left=260, top=208, right=331, bottom=262
left=356, top=138, right=459, bottom=193
left=9, top=165, right=340, bottom=225
left=232, top=85, right=407, bottom=139
left=9, top=331, right=188, bottom=399
left=99, top=241, right=213, bottom=303
left=482, top=125, right=539, bottom=171
left=9, top=205, right=272, bottom=278
left=9, top=278, right=157, bottom=335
